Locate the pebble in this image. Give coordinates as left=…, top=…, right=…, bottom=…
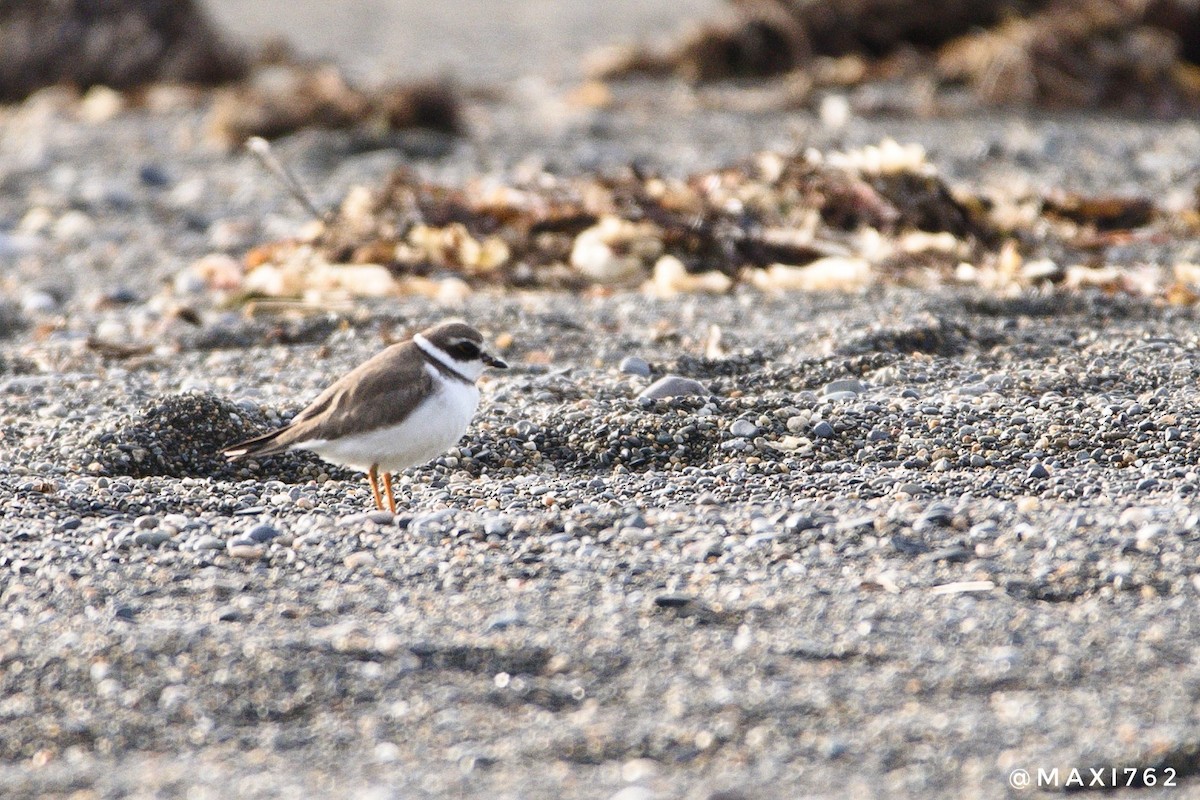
left=344, top=551, right=377, bottom=569
left=823, top=379, right=866, bottom=395
left=21, top=290, right=58, bottom=314
left=53, top=210, right=94, bottom=242
left=483, top=517, right=512, bottom=536
left=744, top=532, right=779, bottom=548
left=138, top=163, right=172, bottom=188
left=811, top=421, right=835, bottom=438
left=653, top=593, right=694, bottom=608
left=785, top=513, right=816, bottom=532
left=619, top=356, right=652, bottom=377
left=374, top=742, right=402, bottom=763
left=227, top=543, right=265, bottom=560
left=173, top=270, right=207, bottom=295
left=484, top=610, right=526, bottom=631
left=638, top=375, right=709, bottom=400
left=134, top=515, right=160, bottom=530
left=192, top=535, right=224, bottom=552
left=1028, top=463, right=1051, bottom=479
left=621, top=758, right=659, bottom=783
left=161, top=514, right=190, bottom=530
left=246, top=523, right=281, bottom=543
left=729, top=419, right=758, bottom=438
left=914, top=503, right=954, bottom=530
left=133, top=530, right=171, bottom=548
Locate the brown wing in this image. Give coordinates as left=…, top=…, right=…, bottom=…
left=224, top=341, right=433, bottom=458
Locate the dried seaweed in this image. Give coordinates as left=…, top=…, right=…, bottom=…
left=207, top=64, right=464, bottom=148
left=1042, top=193, right=1156, bottom=231
left=0, top=0, right=248, bottom=103
left=229, top=141, right=1000, bottom=296
left=594, top=0, right=1200, bottom=112
left=214, top=138, right=1197, bottom=302
left=0, top=3, right=465, bottom=145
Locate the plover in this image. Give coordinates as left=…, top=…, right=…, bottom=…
left=224, top=320, right=508, bottom=512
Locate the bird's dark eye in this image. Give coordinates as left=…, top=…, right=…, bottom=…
left=453, top=341, right=481, bottom=360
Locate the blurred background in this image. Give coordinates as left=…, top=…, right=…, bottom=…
left=204, top=0, right=721, bottom=83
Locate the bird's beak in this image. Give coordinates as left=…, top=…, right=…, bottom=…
left=482, top=351, right=508, bottom=369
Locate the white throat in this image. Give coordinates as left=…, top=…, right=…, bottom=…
left=414, top=334, right=484, bottom=382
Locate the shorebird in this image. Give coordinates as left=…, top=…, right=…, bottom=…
left=224, top=320, right=507, bottom=512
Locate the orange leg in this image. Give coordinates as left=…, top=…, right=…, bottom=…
left=382, top=472, right=397, bottom=514
left=367, top=464, right=383, bottom=510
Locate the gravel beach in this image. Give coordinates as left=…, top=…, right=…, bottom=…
left=3, top=2, right=1200, bottom=799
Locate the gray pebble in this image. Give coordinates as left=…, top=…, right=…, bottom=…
left=730, top=419, right=758, bottom=438
left=638, top=375, right=709, bottom=400
left=133, top=530, right=171, bottom=548
left=192, top=535, right=224, bottom=552
left=134, top=515, right=159, bottom=530
left=161, top=513, right=190, bottom=530
left=812, top=421, right=835, bottom=438
left=619, top=356, right=652, bottom=377
left=785, top=513, right=815, bottom=532
left=914, top=503, right=954, bottom=530
left=1028, top=463, right=1051, bottom=479
left=483, top=517, right=512, bottom=536
left=749, top=516, right=774, bottom=533
left=293, top=532, right=324, bottom=548
left=744, top=532, right=779, bottom=548
left=246, top=523, right=281, bottom=543
left=623, top=512, right=648, bottom=529
left=823, top=379, right=866, bottom=395
left=234, top=506, right=267, bottom=516
left=485, top=610, right=526, bottom=631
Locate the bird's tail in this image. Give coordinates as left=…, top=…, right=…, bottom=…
left=223, top=428, right=289, bottom=460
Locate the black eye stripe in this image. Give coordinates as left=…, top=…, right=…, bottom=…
left=448, top=341, right=481, bottom=359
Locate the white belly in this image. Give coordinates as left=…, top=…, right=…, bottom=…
left=296, top=381, right=480, bottom=473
